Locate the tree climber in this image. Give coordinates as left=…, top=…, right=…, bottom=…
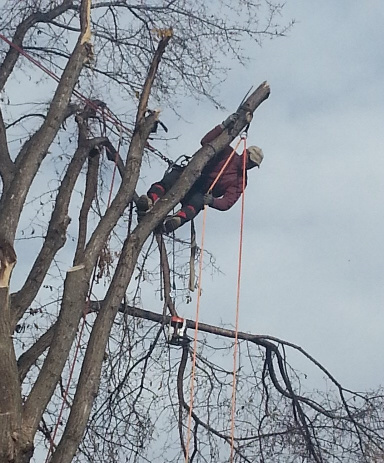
left=137, top=113, right=264, bottom=233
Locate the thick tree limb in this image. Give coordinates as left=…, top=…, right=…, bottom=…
left=49, top=186, right=147, bottom=463
left=21, top=265, right=90, bottom=440
left=70, top=36, right=172, bottom=275
left=74, top=153, right=100, bottom=265
left=0, top=266, right=24, bottom=462
left=14, top=300, right=269, bottom=388
left=136, top=32, right=172, bottom=122
left=0, top=107, right=14, bottom=192
left=0, top=240, right=31, bottom=460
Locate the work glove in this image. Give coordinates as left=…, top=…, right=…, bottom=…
left=203, top=193, right=214, bottom=206
left=221, top=112, right=238, bottom=129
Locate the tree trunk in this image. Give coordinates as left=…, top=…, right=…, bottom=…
left=0, top=243, right=32, bottom=461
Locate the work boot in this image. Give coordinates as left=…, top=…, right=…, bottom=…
left=136, top=195, right=153, bottom=221
left=136, top=195, right=153, bottom=213
left=163, top=215, right=182, bottom=233
left=136, top=195, right=153, bottom=222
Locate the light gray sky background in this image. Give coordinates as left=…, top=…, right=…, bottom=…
left=138, top=0, right=384, bottom=392
left=4, top=0, right=383, bottom=396
left=2, top=3, right=382, bottom=461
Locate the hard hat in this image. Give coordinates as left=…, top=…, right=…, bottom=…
left=247, top=146, right=264, bottom=168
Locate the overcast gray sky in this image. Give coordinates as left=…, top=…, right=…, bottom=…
left=139, top=0, right=384, bottom=392
left=2, top=3, right=383, bottom=462
left=5, top=0, right=383, bottom=395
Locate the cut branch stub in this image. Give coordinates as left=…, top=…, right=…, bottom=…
left=0, top=238, right=16, bottom=288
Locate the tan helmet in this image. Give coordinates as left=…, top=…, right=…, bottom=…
left=247, top=146, right=264, bottom=168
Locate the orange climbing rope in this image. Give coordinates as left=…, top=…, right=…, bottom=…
left=184, top=135, right=245, bottom=462
left=230, top=133, right=248, bottom=461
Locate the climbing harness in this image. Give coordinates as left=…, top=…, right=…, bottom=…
left=167, top=315, right=190, bottom=346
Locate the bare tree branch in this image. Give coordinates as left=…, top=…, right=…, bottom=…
left=17, top=323, right=56, bottom=383
left=0, top=107, right=14, bottom=192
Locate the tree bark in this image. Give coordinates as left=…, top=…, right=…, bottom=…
left=21, top=266, right=90, bottom=441
left=0, top=242, right=31, bottom=461
left=0, top=288, right=26, bottom=462
left=0, top=108, right=14, bottom=191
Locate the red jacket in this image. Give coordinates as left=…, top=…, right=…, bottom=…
left=200, top=125, right=247, bottom=211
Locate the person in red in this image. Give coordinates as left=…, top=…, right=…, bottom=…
left=137, top=114, right=264, bottom=233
